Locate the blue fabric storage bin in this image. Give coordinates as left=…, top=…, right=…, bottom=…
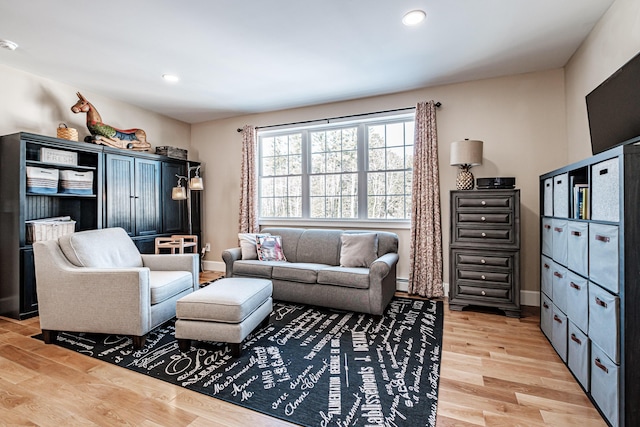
left=26, top=166, right=59, bottom=194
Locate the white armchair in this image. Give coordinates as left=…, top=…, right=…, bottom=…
left=32, top=227, right=199, bottom=349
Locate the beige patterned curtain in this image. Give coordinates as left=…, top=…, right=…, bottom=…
left=408, top=101, right=443, bottom=298
left=238, top=125, right=258, bottom=234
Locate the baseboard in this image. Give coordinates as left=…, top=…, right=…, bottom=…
left=208, top=268, right=539, bottom=307
left=520, top=290, right=540, bottom=307
left=203, top=260, right=225, bottom=272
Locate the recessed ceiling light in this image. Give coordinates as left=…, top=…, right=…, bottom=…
left=0, top=39, right=19, bottom=51
left=162, top=74, right=180, bottom=83
left=402, top=10, right=426, bottom=26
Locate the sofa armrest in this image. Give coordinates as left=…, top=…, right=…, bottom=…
left=222, top=247, right=242, bottom=277
left=141, top=253, right=199, bottom=290
left=370, top=252, right=399, bottom=278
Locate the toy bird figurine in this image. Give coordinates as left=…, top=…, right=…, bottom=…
left=70, top=92, right=151, bottom=151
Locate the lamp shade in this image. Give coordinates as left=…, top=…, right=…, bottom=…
left=189, top=176, right=204, bottom=190
left=172, top=186, right=187, bottom=200
left=450, top=139, right=483, bottom=166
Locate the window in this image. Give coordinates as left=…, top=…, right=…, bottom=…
left=258, top=114, right=414, bottom=222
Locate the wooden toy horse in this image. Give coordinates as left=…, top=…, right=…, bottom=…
left=70, top=92, right=151, bottom=151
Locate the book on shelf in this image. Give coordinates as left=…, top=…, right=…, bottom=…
left=573, top=184, right=589, bottom=219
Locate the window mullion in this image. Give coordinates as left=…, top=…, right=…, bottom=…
left=301, top=130, right=310, bottom=219
left=357, top=123, right=367, bottom=219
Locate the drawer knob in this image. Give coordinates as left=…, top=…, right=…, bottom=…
left=481, top=232, right=487, bottom=237
left=481, top=275, right=486, bottom=280
left=481, top=290, right=486, bottom=296
left=570, top=282, right=581, bottom=290
left=481, top=200, right=486, bottom=206
left=553, top=315, right=562, bottom=323
left=570, top=333, right=582, bottom=345
left=481, top=216, right=486, bottom=221
left=481, top=259, right=486, bottom=264
left=595, top=235, right=610, bottom=243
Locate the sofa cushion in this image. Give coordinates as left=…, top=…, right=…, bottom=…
left=340, top=233, right=378, bottom=267
left=233, top=260, right=279, bottom=278
left=58, top=227, right=143, bottom=268
left=296, top=229, right=342, bottom=265
left=257, top=235, right=287, bottom=261
left=149, top=270, right=193, bottom=305
left=238, top=232, right=270, bottom=260
left=317, top=266, right=370, bottom=289
left=272, top=262, right=332, bottom=284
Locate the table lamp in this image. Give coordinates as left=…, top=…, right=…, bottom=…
left=450, top=139, right=483, bottom=190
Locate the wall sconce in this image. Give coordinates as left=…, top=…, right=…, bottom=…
left=450, top=139, right=483, bottom=190
left=171, top=165, right=204, bottom=234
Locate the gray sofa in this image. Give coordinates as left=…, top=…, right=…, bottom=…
left=222, top=227, right=399, bottom=315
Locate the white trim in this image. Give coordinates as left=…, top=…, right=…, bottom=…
left=203, top=260, right=225, bottom=272
left=521, top=290, right=540, bottom=307
left=259, top=218, right=410, bottom=230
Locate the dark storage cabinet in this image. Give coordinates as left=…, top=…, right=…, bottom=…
left=540, top=144, right=640, bottom=427
left=0, top=132, right=200, bottom=319
left=449, top=189, right=521, bottom=318
left=0, top=133, right=102, bottom=319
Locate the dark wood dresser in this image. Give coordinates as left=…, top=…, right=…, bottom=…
left=448, top=189, right=521, bottom=318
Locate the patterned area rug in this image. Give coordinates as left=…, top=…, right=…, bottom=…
left=35, top=297, right=443, bottom=427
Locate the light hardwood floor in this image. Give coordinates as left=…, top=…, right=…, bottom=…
left=0, top=272, right=606, bottom=426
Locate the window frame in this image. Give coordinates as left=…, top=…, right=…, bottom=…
left=257, top=113, right=414, bottom=228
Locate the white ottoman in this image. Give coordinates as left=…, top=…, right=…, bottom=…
left=175, top=278, right=273, bottom=357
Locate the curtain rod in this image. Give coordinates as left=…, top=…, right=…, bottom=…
left=236, top=102, right=441, bottom=132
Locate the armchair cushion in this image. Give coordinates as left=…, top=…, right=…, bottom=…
left=149, top=271, right=193, bottom=304
left=58, top=227, right=143, bottom=268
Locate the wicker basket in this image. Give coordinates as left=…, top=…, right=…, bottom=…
left=57, top=123, right=79, bottom=141
left=26, top=216, right=76, bottom=244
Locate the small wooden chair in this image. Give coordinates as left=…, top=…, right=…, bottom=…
left=155, top=235, right=198, bottom=254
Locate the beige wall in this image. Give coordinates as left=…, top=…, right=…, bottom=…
left=0, top=65, right=191, bottom=150
left=565, top=0, right=640, bottom=163
left=192, top=69, right=567, bottom=296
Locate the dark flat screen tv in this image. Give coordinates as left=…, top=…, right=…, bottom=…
left=586, top=50, right=640, bottom=155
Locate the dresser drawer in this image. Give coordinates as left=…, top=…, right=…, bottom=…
left=453, top=227, right=515, bottom=246
left=541, top=255, right=553, bottom=299
left=455, top=251, right=512, bottom=268
left=457, top=269, right=510, bottom=284
left=454, top=194, right=514, bottom=210
left=456, top=212, right=512, bottom=225
left=456, top=284, right=511, bottom=300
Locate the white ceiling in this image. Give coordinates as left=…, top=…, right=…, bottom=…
left=0, top=0, right=614, bottom=124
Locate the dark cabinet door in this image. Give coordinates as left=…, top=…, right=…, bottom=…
left=105, top=154, right=135, bottom=235
left=20, top=248, right=38, bottom=318
left=134, top=158, right=161, bottom=236
left=105, top=154, right=161, bottom=236
left=161, top=161, right=187, bottom=234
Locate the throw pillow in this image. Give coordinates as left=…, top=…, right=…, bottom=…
left=238, top=233, right=270, bottom=260
left=256, top=235, right=287, bottom=262
left=340, top=233, right=378, bottom=268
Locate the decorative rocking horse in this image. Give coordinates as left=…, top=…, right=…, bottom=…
left=70, top=92, right=151, bottom=151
